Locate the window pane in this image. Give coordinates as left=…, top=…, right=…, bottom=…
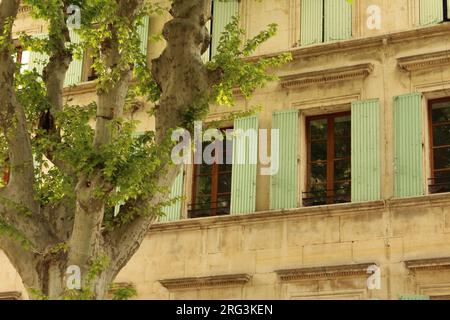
left=334, top=159, right=351, bottom=181
left=334, top=137, right=351, bottom=159
left=218, top=173, right=232, bottom=193
left=432, top=102, right=450, bottom=123
left=194, top=175, right=212, bottom=200
left=310, top=119, right=328, bottom=140
left=218, top=138, right=233, bottom=173
left=311, top=141, right=327, bottom=161
left=310, top=163, right=327, bottom=185
left=433, top=147, right=450, bottom=170
left=433, top=124, right=450, bottom=147
left=334, top=115, right=351, bottom=137
left=430, top=171, right=450, bottom=194
left=216, top=195, right=231, bottom=215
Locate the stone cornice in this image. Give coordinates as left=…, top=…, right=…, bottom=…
left=0, top=291, right=22, bottom=300
left=275, top=263, right=375, bottom=281
left=149, top=193, right=450, bottom=233
left=63, top=81, right=97, bottom=97
left=405, top=257, right=450, bottom=272
left=397, top=50, right=450, bottom=72
left=245, top=24, right=450, bottom=62
left=18, top=5, right=32, bottom=16
left=280, top=63, right=374, bottom=89
left=159, top=274, right=251, bottom=290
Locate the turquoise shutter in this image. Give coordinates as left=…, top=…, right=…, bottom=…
left=160, top=169, right=184, bottom=222
left=324, top=0, right=352, bottom=42
left=394, top=93, right=424, bottom=198
left=230, top=115, right=258, bottom=214
left=399, top=295, right=430, bottom=300
left=351, top=99, right=381, bottom=202
left=137, top=15, right=150, bottom=56
left=28, top=34, right=49, bottom=76
left=211, top=0, right=239, bottom=58
left=270, top=110, right=299, bottom=210
left=64, top=29, right=83, bottom=87
left=300, top=0, right=323, bottom=46
left=420, top=0, right=443, bottom=25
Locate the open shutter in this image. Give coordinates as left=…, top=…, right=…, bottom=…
left=64, top=29, right=83, bottom=87
left=137, top=15, right=150, bottom=56
left=211, top=0, right=239, bottom=58
left=399, top=295, right=430, bottom=300
left=324, top=0, right=352, bottom=42
left=351, top=99, right=381, bottom=202
left=420, top=0, right=443, bottom=25
left=300, top=0, right=323, bottom=46
left=394, top=93, right=424, bottom=198
left=159, top=169, right=184, bottom=222
left=270, top=110, right=299, bottom=210
left=230, top=115, right=258, bottom=214
left=28, top=34, right=49, bottom=76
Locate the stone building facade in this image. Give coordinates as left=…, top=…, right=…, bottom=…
left=2, top=0, right=450, bottom=300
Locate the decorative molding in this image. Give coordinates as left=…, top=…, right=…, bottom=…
left=245, top=24, right=450, bottom=63
left=0, top=291, right=22, bottom=300
left=18, top=5, right=32, bottom=15
left=279, top=64, right=374, bottom=89
left=150, top=192, right=450, bottom=232
left=405, top=257, right=450, bottom=272
left=398, top=50, right=450, bottom=72
left=275, top=263, right=374, bottom=281
left=159, top=274, right=251, bottom=290
left=63, top=81, right=97, bottom=97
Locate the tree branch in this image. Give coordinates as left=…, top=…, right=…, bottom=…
left=106, top=0, right=214, bottom=278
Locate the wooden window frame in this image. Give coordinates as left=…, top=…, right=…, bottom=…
left=305, top=111, right=351, bottom=205
left=189, top=127, right=233, bottom=218
left=428, top=97, right=450, bottom=193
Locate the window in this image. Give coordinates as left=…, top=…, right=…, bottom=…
left=1, top=164, right=9, bottom=186
left=189, top=129, right=233, bottom=218
left=420, top=0, right=450, bottom=25
left=304, top=113, right=351, bottom=206
left=300, top=0, right=352, bottom=46
left=428, top=98, right=450, bottom=194
left=15, top=47, right=31, bottom=73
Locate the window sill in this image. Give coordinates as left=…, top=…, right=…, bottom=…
left=150, top=192, right=450, bottom=232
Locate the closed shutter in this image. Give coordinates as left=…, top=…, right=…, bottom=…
left=230, top=115, right=258, bottom=214
left=351, top=99, right=381, bottom=202
left=270, top=110, right=299, bottom=210
left=64, top=29, right=83, bottom=87
left=300, top=0, right=324, bottom=46
left=420, top=0, right=443, bottom=25
left=394, top=93, right=424, bottom=198
left=137, top=15, right=150, bottom=56
left=324, top=0, right=352, bottom=42
left=211, top=0, right=239, bottom=58
left=28, top=34, right=49, bottom=76
left=160, top=169, right=184, bottom=222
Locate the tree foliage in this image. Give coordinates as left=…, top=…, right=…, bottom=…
left=0, top=0, right=291, bottom=299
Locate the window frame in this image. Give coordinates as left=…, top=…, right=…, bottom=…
left=305, top=111, right=351, bottom=206
left=189, top=127, right=233, bottom=218
left=428, top=97, right=450, bottom=193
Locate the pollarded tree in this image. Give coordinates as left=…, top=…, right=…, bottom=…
left=0, top=0, right=290, bottom=299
